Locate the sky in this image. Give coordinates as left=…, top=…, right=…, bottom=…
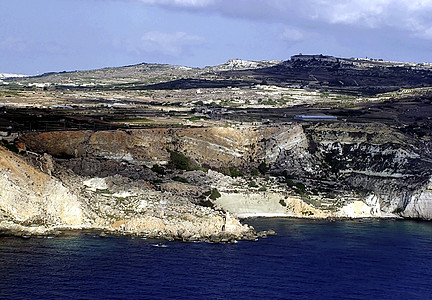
left=1, top=0, right=432, bottom=75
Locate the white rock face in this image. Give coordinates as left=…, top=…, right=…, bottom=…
left=215, top=192, right=288, bottom=217
left=215, top=192, right=327, bottom=218
left=336, top=201, right=375, bottom=218
left=0, top=169, right=86, bottom=228
left=404, top=192, right=432, bottom=220
left=0, top=146, right=254, bottom=239
left=211, top=59, right=280, bottom=71
left=215, top=191, right=396, bottom=219
left=0, top=73, right=27, bottom=79
left=403, top=178, right=432, bottom=220
left=83, top=177, right=108, bottom=191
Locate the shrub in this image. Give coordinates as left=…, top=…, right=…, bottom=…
left=199, top=199, right=214, bottom=208
left=169, top=150, right=194, bottom=171
left=228, top=167, right=243, bottom=177
left=258, top=162, right=269, bottom=175
left=172, top=176, right=189, bottom=183
left=203, top=188, right=222, bottom=200
left=210, top=189, right=221, bottom=200
left=279, top=199, right=287, bottom=207
left=249, top=181, right=259, bottom=188
left=151, top=164, right=165, bottom=175
left=295, top=182, right=306, bottom=193
left=286, top=179, right=295, bottom=187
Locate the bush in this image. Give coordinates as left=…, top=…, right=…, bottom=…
left=279, top=199, right=287, bottom=207
left=210, top=189, right=221, bottom=200
left=249, top=181, right=259, bottom=188
left=172, top=176, right=189, bottom=183
left=151, top=164, right=165, bottom=175
left=169, top=150, right=194, bottom=171
left=228, top=167, right=243, bottom=177
left=258, top=162, right=269, bottom=175
left=202, top=188, right=222, bottom=200
left=286, top=179, right=295, bottom=187
left=199, top=199, right=214, bottom=208
left=295, top=182, right=306, bottom=193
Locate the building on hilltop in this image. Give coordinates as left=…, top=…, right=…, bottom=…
left=291, top=54, right=338, bottom=63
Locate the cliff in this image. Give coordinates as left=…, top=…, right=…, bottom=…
left=0, top=144, right=254, bottom=240
left=2, top=56, right=432, bottom=236
left=16, top=121, right=432, bottom=222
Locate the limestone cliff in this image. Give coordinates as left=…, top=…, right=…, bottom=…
left=0, top=145, right=88, bottom=233
left=0, top=145, right=254, bottom=240
left=17, top=122, right=432, bottom=221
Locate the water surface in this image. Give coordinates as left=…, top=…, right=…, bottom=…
left=1, top=219, right=432, bottom=299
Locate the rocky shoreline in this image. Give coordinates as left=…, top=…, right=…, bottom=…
left=1, top=119, right=432, bottom=240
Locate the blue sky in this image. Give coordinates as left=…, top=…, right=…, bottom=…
left=1, top=0, right=432, bottom=75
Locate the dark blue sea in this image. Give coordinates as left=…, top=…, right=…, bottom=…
left=1, top=218, right=432, bottom=299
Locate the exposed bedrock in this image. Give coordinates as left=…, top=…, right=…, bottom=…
left=18, top=122, right=432, bottom=220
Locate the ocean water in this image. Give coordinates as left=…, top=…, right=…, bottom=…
left=1, top=218, right=432, bottom=299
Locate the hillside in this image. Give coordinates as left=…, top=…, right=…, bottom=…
left=6, top=55, right=432, bottom=95
left=1, top=54, right=432, bottom=237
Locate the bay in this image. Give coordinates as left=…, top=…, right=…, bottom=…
left=1, top=219, right=432, bottom=299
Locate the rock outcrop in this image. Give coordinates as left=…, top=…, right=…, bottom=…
left=0, top=145, right=88, bottom=234
left=16, top=121, right=432, bottom=221
left=0, top=145, right=254, bottom=240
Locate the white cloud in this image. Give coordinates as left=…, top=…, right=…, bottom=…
left=138, top=31, right=203, bottom=56
left=280, top=28, right=305, bottom=42
left=134, top=0, right=432, bottom=40
left=139, top=0, right=215, bottom=7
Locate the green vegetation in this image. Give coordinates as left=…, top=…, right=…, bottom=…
left=172, top=176, right=189, bottom=183
left=0, top=90, right=26, bottom=98
left=228, top=167, right=243, bottom=177
left=295, top=182, right=306, bottom=193
left=202, top=188, right=221, bottom=200
left=279, top=199, right=287, bottom=207
left=151, top=164, right=165, bottom=175
left=286, top=179, right=295, bottom=187
left=260, top=99, right=277, bottom=105
left=199, top=199, right=214, bottom=208
left=168, top=150, right=208, bottom=172
left=248, top=181, right=258, bottom=188
left=194, top=166, right=209, bottom=172
left=210, top=188, right=221, bottom=200
left=258, top=162, right=269, bottom=175
left=169, top=150, right=194, bottom=171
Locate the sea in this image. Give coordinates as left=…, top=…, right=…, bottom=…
left=1, top=218, right=432, bottom=299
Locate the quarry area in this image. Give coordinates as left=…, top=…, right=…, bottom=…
left=1, top=54, right=432, bottom=241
